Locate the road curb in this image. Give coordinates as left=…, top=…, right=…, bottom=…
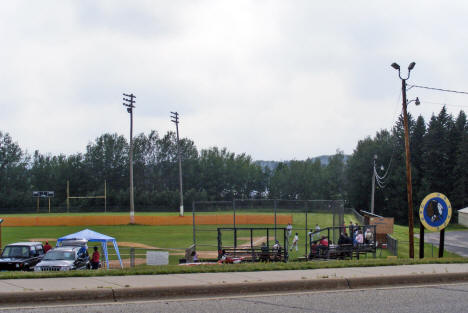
left=1, top=272, right=468, bottom=304
left=0, top=288, right=114, bottom=304
left=347, top=272, right=468, bottom=289
left=112, top=278, right=349, bottom=300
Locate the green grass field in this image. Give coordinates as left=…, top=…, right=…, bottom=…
left=0, top=212, right=465, bottom=267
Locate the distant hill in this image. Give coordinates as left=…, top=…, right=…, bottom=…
left=255, top=155, right=350, bottom=171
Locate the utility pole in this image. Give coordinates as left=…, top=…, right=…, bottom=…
left=123, top=93, right=136, bottom=224
left=391, top=62, right=418, bottom=259
left=171, top=111, right=184, bottom=216
left=371, top=155, right=377, bottom=214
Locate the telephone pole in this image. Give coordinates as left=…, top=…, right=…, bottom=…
left=391, top=62, right=418, bottom=258
left=371, top=155, right=377, bottom=214
left=171, top=111, right=184, bottom=216
left=123, top=93, right=136, bottom=224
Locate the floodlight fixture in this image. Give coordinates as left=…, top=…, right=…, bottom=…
left=408, top=62, right=416, bottom=71
left=391, top=62, right=400, bottom=70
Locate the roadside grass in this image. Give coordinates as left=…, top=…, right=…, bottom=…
left=390, top=224, right=463, bottom=259
left=0, top=257, right=466, bottom=280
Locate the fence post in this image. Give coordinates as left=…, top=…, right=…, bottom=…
left=192, top=201, right=196, bottom=246
left=305, top=202, right=308, bottom=259
left=233, top=199, right=236, bottom=229
left=130, top=247, right=135, bottom=268
left=274, top=200, right=277, bottom=241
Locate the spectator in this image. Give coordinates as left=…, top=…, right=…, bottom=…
left=314, top=224, right=321, bottom=240
left=364, top=229, right=373, bottom=244
left=260, top=242, right=269, bottom=262
left=191, top=250, right=199, bottom=262
left=355, top=230, right=364, bottom=246
left=319, top=235, right=329, bottom=247
left=43, top=241, right=52, bottom=253
left=273, top=240, right=280, bottom=251
left=338, top=233, right=349, bottom=245
left=273, top=240, right=282, bottom=261
left=318, top=235, right=329, bottom=257
left=310, top=241, right=319, bottom=258
left=91, top=246, right=100, bottom=269
left=349, top=221, right=354, bottom=235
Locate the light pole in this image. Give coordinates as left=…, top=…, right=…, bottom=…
left=171, top=111, right=184, bottom=216
left=391, top=62, right=418, bottom=258
left=123, top=93, right=136, bottom=224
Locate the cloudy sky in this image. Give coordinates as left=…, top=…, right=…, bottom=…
left=2, top=1, right=468, bottom=161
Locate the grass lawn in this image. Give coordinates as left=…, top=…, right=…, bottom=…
left=388, top=223, right=467, bottom=259
left=0, top=212, right=465, bottom=268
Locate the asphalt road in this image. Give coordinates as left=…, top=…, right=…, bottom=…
left=3, top=282, right=468, bottom=313
left=423, top=230, right=468, bottom=257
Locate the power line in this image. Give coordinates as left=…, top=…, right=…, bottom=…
left=408, top=84, right=468, bottom=95
left=418, top=100, right=468, bottom=109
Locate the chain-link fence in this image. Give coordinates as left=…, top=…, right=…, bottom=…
left=191, top=199, right=345, bottom=259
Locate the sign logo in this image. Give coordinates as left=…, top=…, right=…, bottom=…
left=419, top=193, right=452, bottom=232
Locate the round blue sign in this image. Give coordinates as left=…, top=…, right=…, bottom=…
left=419, top=193, right=452, bottom=231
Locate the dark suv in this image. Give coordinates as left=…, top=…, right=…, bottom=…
left=0, top=242, right=45, bottom=271
left=34, top=246, right=90, bottom=271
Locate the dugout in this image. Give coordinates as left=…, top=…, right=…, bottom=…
left=192, top=199, right=345, bottom=256
left=308, top=225, right=377, bottom=260
left=217, top=227, right=289, bottom=262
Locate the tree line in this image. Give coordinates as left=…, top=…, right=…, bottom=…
left=346, top=107, right=468, bottom=223
left=1, top=106, right=467, bottom=223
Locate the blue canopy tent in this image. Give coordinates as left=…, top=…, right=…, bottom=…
left=57, top=229, right=123, bottom=269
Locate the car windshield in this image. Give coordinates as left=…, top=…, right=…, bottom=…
left=1, top=246, right=30, bottom=258
left=43, top=250, right=75, bottom=261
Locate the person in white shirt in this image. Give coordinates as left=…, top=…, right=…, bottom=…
left=314, top=224, right=321, bottom=240
left=286, top=223, right=293, bottom=241
left=290, top=233, right=299, bottom=252
left=355, top=230, right=364, bottom=246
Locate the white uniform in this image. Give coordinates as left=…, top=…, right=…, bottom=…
left=286, top=224, right=293, bottom=239
left=290, top=234, right=299, bottom=251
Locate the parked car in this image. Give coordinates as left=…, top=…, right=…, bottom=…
left=34, top=246, right=90, bottom=271
left=0, top=242, right=45, bottom=271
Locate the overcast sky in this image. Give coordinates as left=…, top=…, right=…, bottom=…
left=2, top=1, right=468, bottom=161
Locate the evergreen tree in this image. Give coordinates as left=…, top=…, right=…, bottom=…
left=422, top=107, right=452, bottom=195
left=452, top=111, right=468, bottom=209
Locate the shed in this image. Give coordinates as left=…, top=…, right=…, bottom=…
left=458, top=208, right=468, bottom=227
left=57, top=229, right=123, bottom=269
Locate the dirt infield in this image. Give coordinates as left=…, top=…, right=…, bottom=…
left=28, top=238, right=56, bottom=243
left=238, top=236, right=267, bottom=247
left=117, top=242, right=159, bottom=249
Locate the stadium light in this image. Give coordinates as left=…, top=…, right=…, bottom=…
left=171, top=111, right=184, bottom=216
left=123, top=93, right=136, bottom=224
